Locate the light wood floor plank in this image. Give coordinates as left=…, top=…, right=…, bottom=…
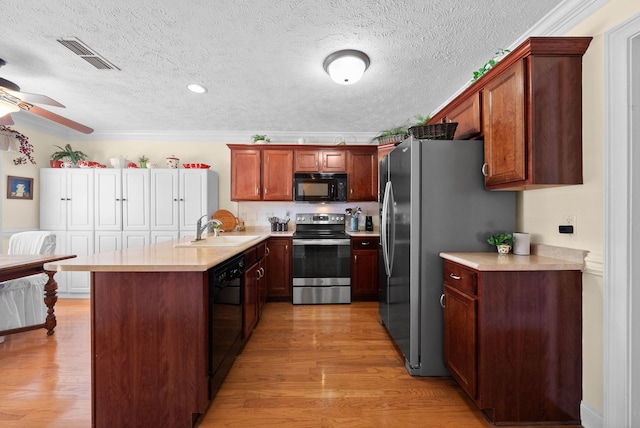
left=0, top=299, right=582, bottom=427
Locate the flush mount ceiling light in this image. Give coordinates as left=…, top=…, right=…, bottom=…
left=187, top=83, right=207, bottom=94
left=323, top=49, right=370, bottom=85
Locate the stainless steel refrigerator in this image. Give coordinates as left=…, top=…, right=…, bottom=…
left=379, top=136, right=515, bottom=376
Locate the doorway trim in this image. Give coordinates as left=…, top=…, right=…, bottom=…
left=603, top=12, right=640, bottom=428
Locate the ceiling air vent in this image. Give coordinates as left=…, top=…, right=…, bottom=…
left=57, top=37, right=120, bottom=70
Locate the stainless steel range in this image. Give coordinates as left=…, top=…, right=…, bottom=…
left=292, top=213, right=350, bottom=304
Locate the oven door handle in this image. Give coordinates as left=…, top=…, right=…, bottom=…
left=292, top=239, right=351, bottom=246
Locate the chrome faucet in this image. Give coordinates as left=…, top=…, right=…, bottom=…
left=194, top=215, right=223, bottom=241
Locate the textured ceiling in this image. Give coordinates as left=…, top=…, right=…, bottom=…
left=0, top=0, right=567, bottom=141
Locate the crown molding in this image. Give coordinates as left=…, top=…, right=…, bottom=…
left=431, top=0, right=611, bottom=115
left=12, top=113, right=378, bottom=144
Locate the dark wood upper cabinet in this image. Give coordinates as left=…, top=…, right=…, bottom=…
left=482, top=60, right=526, bottom=186
left=429, top=37, right=592, bottom=190
left=347, top=148, right=378, bottom=201
left=294, top=149, right=346, bottom=172
left=229, top=146, right=293, bottom=201
left=263, top=149, right=293, bottom=200
left=230, top=148, right=262, bottom=200
left=431, top=91, right=482, bottom=140
left=229, top=144, right=378, bottom=202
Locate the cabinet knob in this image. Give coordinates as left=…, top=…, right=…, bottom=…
left=481, top=163, right=488, bottom=177
left=449, top=273, right=461, bottom=280
left=440, top=293, right=445, bottom=308
left=361, top=241, right=370, bottom=246
left=265, top=247, right=270, bottom=256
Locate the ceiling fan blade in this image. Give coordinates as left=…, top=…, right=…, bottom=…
left=27, top=105, right=93, bottom=134
left=0, top=113, right=15, bottom=126
left=4, top=87, right=65, bottom=108
left=0, top=77, right=20, bottom=92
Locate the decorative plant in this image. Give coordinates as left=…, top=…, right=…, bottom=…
left=373, top=126, right=407, bottom=143
left=251, top=134, right=270, bottom=143
left=487, top=232, right=514, bottom=247
left=138, top=155, right=149, bottom=168
left=51, top=144, right=88, bottom=166
left=472, top=49, right=511, bottom=82
left=0, top=125, right=36, bottom=165
left=414, top=114, right=432, bottom=126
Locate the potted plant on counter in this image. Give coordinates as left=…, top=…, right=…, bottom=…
left=487, top=232, right=514, bottom=254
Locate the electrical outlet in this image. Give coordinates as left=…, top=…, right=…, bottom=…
left=562, top=214, right=577, bottom=234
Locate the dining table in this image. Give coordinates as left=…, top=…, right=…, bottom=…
left=0, top=253, right=75, bottom=337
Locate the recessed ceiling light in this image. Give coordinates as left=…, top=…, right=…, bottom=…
left=187, top=84, right=207, bottom=94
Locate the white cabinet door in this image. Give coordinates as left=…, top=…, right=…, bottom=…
left=123, top=232, right=150, bottom=248
left=66, top=231, right=93, bottom=293
left=151, top=230, right=179, bottom=244
left=122, top=169, right=150, bottom=231
left=40, top=169, right=67, bottom=230
left=67, top=169, right=94, bottom=231
left=179, top=169, right=218, bottom=232
left=95, top=231, right=121, bottom=254
left=40, top=168, right=94, bottom=231
left=150, top=169, right=179, bottom=231
left=94, top=169, right=122, bottom=231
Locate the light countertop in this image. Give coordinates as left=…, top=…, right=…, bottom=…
left=44, top=231, right=273, bottom=273
left=43, top=227, right=378, bottom=273
left=440, top=248, right=586, bottom=272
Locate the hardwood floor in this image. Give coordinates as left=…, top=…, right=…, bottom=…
left=0, top=299, right=582, bottom=427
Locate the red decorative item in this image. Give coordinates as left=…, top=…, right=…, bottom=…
left=127, top=162, right=138, bottom=168
left=49, top=159, right=63, bottom=168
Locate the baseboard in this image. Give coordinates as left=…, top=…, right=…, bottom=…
left=58, top=293, right=90, bottom=299
left=581, top=400, right=603, bottom=428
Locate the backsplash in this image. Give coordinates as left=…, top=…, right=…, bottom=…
left=236, top=201, right=379, bottom=231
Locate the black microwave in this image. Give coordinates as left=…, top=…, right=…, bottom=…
left=293, top=173, right=347, bottom=202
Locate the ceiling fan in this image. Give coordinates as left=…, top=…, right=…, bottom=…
left=0, top=59, right=93, bottom=134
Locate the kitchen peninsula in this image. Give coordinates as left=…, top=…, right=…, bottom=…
left=44, top=231, right=274, bottom=428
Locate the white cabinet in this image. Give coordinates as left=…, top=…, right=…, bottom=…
left=95, top=169, right=150, bottom=231
left=150, top=169, right=219, bottom=237
left=40, top=169, right=94, bottom=294
left=94, top=169, right=150, bottom=253
left=95, top=231, right=150, bottom=254
left=41, top=167, right=218, bottom=293
left=40, top=168, right=94, bottom=231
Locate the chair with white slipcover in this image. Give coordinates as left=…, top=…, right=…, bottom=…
left=0, top=231, right=57, bottom=342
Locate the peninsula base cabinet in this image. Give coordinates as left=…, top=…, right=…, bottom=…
left=91, top=271, right=210, bottom=428
left=442, top=260, right=582, bottom=425
left=243, top=241, right=267, bottom=341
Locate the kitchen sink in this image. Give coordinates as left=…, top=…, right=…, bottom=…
left=174, top=235, right=261, bottom=247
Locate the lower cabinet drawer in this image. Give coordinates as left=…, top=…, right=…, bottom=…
left=443, top=260, right=477, bottom=295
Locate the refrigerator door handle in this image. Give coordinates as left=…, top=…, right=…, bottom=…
left=381, top=181, right=394, bottom=276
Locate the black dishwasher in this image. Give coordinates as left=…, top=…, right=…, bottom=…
left=208, top=254, right=244, bottom=399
